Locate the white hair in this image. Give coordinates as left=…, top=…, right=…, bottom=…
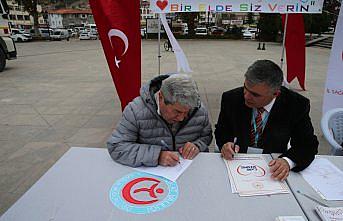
left=160, top=74, right=200, bottom=108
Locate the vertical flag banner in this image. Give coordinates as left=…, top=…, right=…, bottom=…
left=323, top=4, right=343, bottom=114
left=160, top=14, right=192, bottom=73
left=90, top=0, right=141, bottom=110
left=282, top=14, right=306, bottom=90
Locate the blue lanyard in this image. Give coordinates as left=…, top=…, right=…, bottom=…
left=251, top=109, right=269, bottom=147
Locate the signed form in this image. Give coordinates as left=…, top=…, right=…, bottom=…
left=135, top=157, right=193, bottom=182
left=224, top=154, right=289, bottom=196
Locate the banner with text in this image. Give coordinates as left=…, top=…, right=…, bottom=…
left=322, top=4, right=343, bottom=114
left=151, top=0, right=324, bottom=13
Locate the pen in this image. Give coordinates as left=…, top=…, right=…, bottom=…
left=161, top=140, right=180, bottom=164
left=232, top=137, right=237, bottom=158
left=160, top=140, right=168, bottom=149
left=296, top=190, right=328, bottom=207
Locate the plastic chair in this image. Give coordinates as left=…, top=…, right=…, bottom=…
left=321, top=108, right=343, bottom=155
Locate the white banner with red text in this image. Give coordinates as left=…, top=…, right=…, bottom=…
left=323, top=4, right=343, bottom=114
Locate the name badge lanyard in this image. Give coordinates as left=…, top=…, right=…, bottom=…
left=251, top=110, right=270, bottom=147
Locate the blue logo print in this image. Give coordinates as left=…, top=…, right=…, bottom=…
left=109, top=172, right=179, bottom=214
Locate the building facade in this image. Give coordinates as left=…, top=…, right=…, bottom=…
left=6, top=0, right=44, bottom=30
left=48, top=9, right=94, bottom=29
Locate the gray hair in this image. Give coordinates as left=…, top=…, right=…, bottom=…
left=244, top=60, right=283, bottom=91
left=160, top=74, right=200, bottom=108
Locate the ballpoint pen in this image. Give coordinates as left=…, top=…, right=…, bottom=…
left=161, top=140, right=180, bottom=164
left=296, top=190, right=328, bottom=207
left=232, top=137, right=237, bottom=158
left=160, top=140, right=168, bottom=149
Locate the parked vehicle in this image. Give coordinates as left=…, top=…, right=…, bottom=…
left=0, top=0, right=17, bottom=72
left=210, top=27, right=226, bottom=36
left=182, top=23, right=188, bottom=35
left=140, top=28, right=146, bottom=38
left=89, top=30, right=98, bottom=40
left=85, top=24, right=96, bottom=32
left=67, top=29, right=77, bottom=38
left=30, top=28, right=52, bottom=39
left=242, top=30, right=253, bottom=39
left=79, top=32, right=91, bottom=40
left=195, top=27, right=208, bottom=36
left=50, top=29, right=70, bottom=41
left=11, top=28, right=32, bottom=40
left=10, top=33, right=29, bottom=42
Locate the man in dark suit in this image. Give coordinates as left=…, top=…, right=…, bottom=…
left=215, top=60, right=318, bottom=181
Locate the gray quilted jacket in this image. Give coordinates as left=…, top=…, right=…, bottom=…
left=107, top=75, right=212, bottom=167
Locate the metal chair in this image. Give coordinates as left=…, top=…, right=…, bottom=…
left=321, top=108, right=343, bottom=155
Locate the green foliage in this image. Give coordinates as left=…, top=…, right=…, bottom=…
left=304, top=0, right=341, bottom=34
left=18, top=0, right=37, bottom=14
left=304, top=12, right=330, bottom=34
left=257, top=13, right=282, bottom=42
left=246, top=13, right=254, bottom=25
left=17, top=0, right=39, bottom=35
left=177, top=12, right=199, bottom=35
left=226, top=25, right=243, bottom=39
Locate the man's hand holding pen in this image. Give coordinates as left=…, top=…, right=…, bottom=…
left=221, top=137, right=239, bottom=160
left=159, top=140, right=199, bottom=166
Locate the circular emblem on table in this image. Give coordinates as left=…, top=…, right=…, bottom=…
left=109, top=171, right=179, bottom=214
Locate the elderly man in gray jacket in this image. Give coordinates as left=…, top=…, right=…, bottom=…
left=107, top=74, right=212, bottom=167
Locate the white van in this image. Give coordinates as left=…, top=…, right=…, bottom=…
left=50, top=29, right=70, bottom=41
left=30, top=28, right=52, bottom=39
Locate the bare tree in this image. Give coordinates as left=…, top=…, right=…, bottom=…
left=18, top=0, right=39, bottom=36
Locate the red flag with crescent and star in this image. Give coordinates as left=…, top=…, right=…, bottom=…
left=282, top=14, right=306, bottom=90
left=89, top=0, right=141, bottom=110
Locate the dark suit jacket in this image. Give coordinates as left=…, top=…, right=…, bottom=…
left=215, top=86, right=318, bottom=172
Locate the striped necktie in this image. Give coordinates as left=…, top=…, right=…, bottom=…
left=250, top=108, right=265, bottom=147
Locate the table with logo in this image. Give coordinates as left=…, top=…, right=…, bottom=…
left=0, top=147, right=307, bottom=221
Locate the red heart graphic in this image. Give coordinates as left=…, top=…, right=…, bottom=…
left=156, top=0, right=168, bottom=10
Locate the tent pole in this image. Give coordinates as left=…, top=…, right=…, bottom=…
left=158, top=14, right=161, bottom=75
left=280, top=13, right=288, bottom=70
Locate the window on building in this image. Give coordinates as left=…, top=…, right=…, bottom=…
left=24, top=15, right=30, bottom=20
left=9, top=14, right=16, bottom=20
left=17, top=15, right=23, bottom=20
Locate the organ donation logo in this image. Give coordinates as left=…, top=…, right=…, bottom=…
left=237, top=164, right=266, bottom=177
left=109, top=172, right=178, bottom=214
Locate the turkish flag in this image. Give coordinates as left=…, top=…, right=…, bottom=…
left=90, top=0, right=141, bottom=110
left=282, top=14, right=306, bottom=90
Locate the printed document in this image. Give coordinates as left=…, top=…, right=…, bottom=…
left=315, top=205, right=343, bottom=221
left=224, top=154, right=289, bottom=196
left=300, top=158, right=343, bottom=200
left=135, top=157, right=192, bottom=182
